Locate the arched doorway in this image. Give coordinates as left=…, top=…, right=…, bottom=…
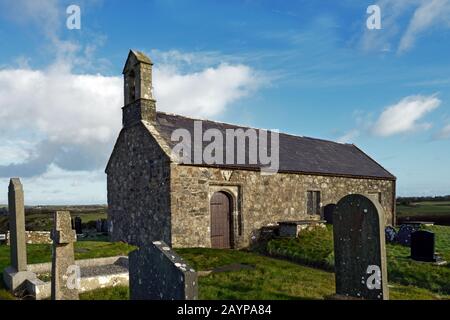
left=210, top=191, right=233, bottom=248
left=324, top=204, right=336, bottom=224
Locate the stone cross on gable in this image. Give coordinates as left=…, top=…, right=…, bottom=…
left=51, top=211, right=79, bottom=300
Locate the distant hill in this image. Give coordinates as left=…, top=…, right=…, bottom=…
left=0, top=205, right=107, bottom=232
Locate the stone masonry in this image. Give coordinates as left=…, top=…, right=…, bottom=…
left=107, top=123, right=171, bottom=247
left=6, top=231, right=52, bottom=245
left=51, top=211, right=79, bottom=300
left=170, top=165, right=395, bottom=248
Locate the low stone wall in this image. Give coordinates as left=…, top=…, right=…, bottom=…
left=278, top=221, right=326, bottom=238
left=6, top=231, right=52, bottom=245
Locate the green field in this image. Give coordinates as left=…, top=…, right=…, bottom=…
left=397, top=201, right=450, bottom=225
left=0, top=207, right=107, bottom=233
left=1, top=226, right=450, bottom=300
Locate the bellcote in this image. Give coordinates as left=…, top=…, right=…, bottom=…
left=122, top=50, right=156, bottom=126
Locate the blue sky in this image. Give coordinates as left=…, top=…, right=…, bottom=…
left=0, top=0, right=449, bottom=204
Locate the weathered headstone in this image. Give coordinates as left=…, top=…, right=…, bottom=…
left=96, top=219, right=101, bottom=232
left=411, top=230, right=436, bottom=262
left=101, top=219, right=108, bottom=233
left=73, top=217, right=83, bottom=234
left=333, top=194, right=389, bottom=300
left=8, top=178, right=27, bottom=271
left=397, top=224, right=418, bottom=246
left=385, top=226, right=397, bottom=243
left=2, top=178, right=36, bottom=292
left=129, top=240, right=198, bottom=300
left=51, top=211, right=79, bottom=300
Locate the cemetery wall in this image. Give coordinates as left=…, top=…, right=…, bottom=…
left=6, top=231, right=52, bottom=245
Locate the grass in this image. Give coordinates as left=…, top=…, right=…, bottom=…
left=80, top=248, right=446, bottom=300
left=265, top=225, right=450, bottom=296
left=80, top=286, right=129, bottom=300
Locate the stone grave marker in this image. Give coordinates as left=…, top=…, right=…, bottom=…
left=129, top=240, right=198, bottom=300
left=385, top=226, right=397, bottom=243
left=397, top=224, right=418, bottom=246
left=333, top=194, right=389, bottom=300
left=96, top=219, right=102, bottom=232
left=411, top=230, right=436, bottom=262
left=51, top=211, right=79, bottom=300
left=73, top=217, right=83, bottom=234
left=2, top=178, right=36, bottom=292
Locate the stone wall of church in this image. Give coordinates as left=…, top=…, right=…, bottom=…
left=170, top=165, right=395, bottom=248
left=106, top=122, right=172, bottom=247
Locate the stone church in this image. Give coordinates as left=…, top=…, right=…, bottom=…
left=106, top=50, right=396, bottom=249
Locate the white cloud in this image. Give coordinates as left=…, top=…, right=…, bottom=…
left=0, top=54, right=263, bottom=179
left=360, top=0, right=450, bottom=53
left=337, top=129, right=360, bottom=143
left=372, top=94, right=441, bottom=137
left=398, top=0, right=450, bottom=53
left=436, top=124, right=450, bottom=139
left=155, top=63, right=261, bottom=117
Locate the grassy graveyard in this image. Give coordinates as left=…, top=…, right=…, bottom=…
left=0, top=240, right=134, bottom=300
left=1, top=225, right=450, bottom=300
left=264, top=225, right=450, bottom=296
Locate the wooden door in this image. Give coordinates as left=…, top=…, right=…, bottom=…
left=210, top=192, right=231, bottom=248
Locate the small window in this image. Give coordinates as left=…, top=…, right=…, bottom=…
left=307, top=191, right=321, bottom=215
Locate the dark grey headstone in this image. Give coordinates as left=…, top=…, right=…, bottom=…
left=397, top=224, right=418, bottom=246
left=333, top=194, right=389, bottom=300
left=74, top=217, right=83, bottom=234
left=411, top=230, right=436, bottom=262
left=101, top=219, right=108, bottom=233
left=96, top=219, right=102, bottom=233
left=129, top=241, right=198, bottom=300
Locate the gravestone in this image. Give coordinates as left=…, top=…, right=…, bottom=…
left=73, top=217, right=82, bottom=234
left=2, top=178, right=36, bottom=292
left=129, top=240, right=198, bottom=300
left=96, top=219, right=102, bottom=233
left=397, top=224, right=418, bottom=246
left=385, top=226, right=397, bottom=243
left=411, top=230, right=436, bottom=262
left=8, top=178, right=27, bottom=271
left=333, top=194, right=389, bottom=300
left=101, top=219, right=108, bottom=233
left=51, top=211, right=79, bottom=300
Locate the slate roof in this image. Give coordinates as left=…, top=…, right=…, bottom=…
left=152, top=112, right=395, bottom=180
